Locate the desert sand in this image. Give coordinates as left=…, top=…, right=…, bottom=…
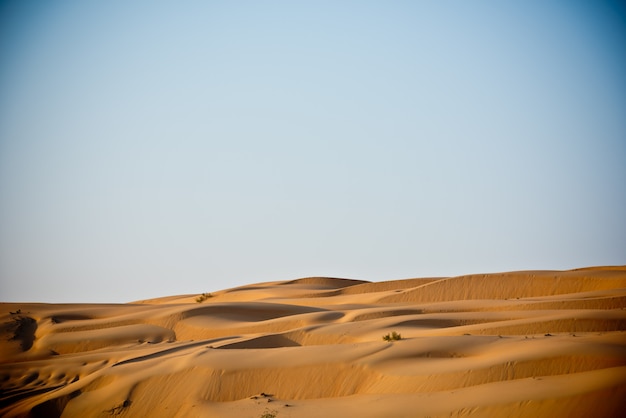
left=1, top=266, right=625, bottom=417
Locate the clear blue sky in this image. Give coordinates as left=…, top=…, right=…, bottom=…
left=1, top=1, right=625, bottom=303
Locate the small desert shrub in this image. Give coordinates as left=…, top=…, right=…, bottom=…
left=195, top=293, right=212, bottom=303
left=8, top=311, right=36, bottom=351
left=382, top=331, right=402, bottom=342
left=260, top=409, right=277, bottom=418
left=105, top=399, right=131, bottom=415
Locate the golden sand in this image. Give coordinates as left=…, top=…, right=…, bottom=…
left=1, top=266, right=625, bottom=417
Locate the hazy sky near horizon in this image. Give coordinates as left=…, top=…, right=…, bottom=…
left=1, top=1, right=625, bottom=303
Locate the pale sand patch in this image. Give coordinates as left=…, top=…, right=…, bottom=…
left=1, top=266, right=625, bottom=417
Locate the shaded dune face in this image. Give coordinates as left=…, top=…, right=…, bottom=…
left=1, top=267, right=625, bottom=418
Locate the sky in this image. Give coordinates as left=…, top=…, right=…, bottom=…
left=1, top=1, right=625, bottom=303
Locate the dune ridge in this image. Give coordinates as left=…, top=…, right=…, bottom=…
left=1, top=266, right=625, bottom=417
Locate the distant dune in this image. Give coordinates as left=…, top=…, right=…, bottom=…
left=1, top=266, right=625, bottom=417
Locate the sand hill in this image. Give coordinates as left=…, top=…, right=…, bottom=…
left=1, top=266, right=625, bottom=417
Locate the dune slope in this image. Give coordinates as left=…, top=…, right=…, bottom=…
left=1, top=267, right=625, bottom=417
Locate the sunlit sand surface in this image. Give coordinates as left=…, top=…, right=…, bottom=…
left=2, top=266, right=625, bottom=417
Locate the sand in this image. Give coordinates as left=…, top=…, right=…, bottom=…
left=1, top=266, right=625, bottom=417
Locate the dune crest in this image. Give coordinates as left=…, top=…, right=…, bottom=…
left=1, top=266, right=625, bottom=417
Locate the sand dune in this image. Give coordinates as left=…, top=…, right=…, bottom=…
left=1, top=266, right=625, bottom=417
